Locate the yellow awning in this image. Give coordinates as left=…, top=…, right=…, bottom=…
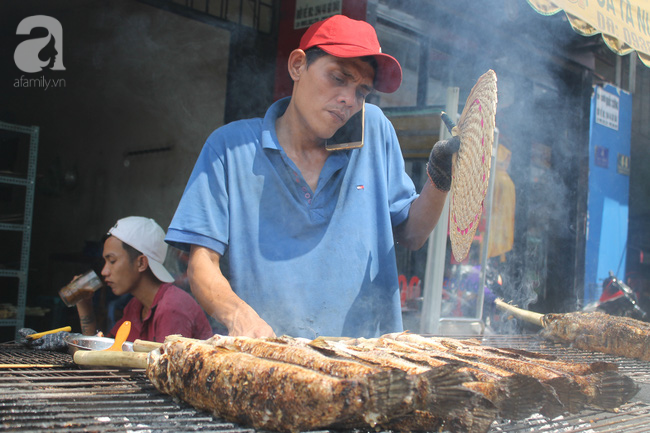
left=527, top=0, right=650, bottom=67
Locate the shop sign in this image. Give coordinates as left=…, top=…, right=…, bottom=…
left=617, top=153, right=631, bottom=175
left=294, top=0, right=342, bottom=29
left=594, top=145, right=609, bottom=168
left=595, top=86, right=619, bottom=130
left=527, top=0, right=650, bottom=69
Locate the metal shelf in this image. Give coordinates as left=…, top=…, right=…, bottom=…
left=0, top=223, right=26, bottom=231
left=0, top=120, right=39, bottom=338
left=0, top=175, right=30, bottom=186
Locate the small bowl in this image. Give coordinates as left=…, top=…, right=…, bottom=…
left=65, top=333, right=134, bottom=355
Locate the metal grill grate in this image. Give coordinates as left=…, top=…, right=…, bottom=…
left=0, top=366, right=255, bottom=432
left=479, top=334, right=650, bottom=432
left=491, top=402, right=650, bottom=432
left=0, top=345, right=74, bottom=367
left=2, top=336, right=650, bottom=433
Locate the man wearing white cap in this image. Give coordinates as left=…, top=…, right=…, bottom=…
left=76, top=216, right=213, bottom=342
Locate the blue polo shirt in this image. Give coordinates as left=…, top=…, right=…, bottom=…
left=166, top=98, right=417, bottom=338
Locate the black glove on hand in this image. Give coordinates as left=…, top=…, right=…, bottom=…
left=427, top=135, right=461, bottom=192
left=18, top=328, right=71, bottom=352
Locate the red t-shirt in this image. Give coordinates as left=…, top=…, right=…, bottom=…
left=110, top=283, right=213, bottom=342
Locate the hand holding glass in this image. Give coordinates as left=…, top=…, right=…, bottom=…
left=59, top=270, right=103, bottom=307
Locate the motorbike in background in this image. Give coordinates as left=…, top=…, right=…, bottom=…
left=591, top=271, right=648, bottom=322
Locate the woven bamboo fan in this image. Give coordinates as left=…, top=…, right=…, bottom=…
left=449, top=69, right=498, bottom=262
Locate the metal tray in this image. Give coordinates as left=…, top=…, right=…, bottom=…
left=64, top=333, right=134, bottom=355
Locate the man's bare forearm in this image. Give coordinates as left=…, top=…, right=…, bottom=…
left=188, top=245, right=274, bottom=337
left=76, top=299, right=97, bottom=335
left=188, top=245, right=240, bottom=325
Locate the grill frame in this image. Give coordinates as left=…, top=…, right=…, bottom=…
left=1, top=334, right=650, bottom=433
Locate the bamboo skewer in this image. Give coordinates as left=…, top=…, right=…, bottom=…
left=132, top=335, right=199, bottom=352
left=494, top=298, right=545, bottom=327
left=74, top=350, right=149, bottom=369
left=132, top=339, right=162, bottom=352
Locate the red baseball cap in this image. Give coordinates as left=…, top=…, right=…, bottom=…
left=298, top=15, right=403, bottom=94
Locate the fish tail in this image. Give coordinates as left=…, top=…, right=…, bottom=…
left=546, top=376, right=586, bottom=414
left=584, top=371, right=639, bottom=409
left=493, top=374, right=548, bottom=419
left=361, top=368, right=414, bottom=426
left=419, top=364, right=497, bottom=424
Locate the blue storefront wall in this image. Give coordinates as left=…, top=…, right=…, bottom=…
left=584, top=84, right=632, bottom=305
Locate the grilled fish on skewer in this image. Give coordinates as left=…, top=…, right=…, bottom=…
left=442, top=342, right=636, bottom=413
left=383, top=332, right=582, bottom=412
left=146, top=339, right=413, bottom=432
left=161, top=333, right=534, bottom=418
left=542, top=311, right=650, bottom=361
left=206, top=334, right=417, bottom=421
left=77, top=331, right=640, bottom=433
left=446, top=344, right=638, bottom=410
left=80, top=337, right=477, bottom=431
left=307, top=336, right=498, bottom=432
left=495, top=298, right=650, bottom=362
left=364, top=336, right=554, bottom=419
left=209, top=335, right=496, bottom=427
left=383, top=332, right=638, bottom=413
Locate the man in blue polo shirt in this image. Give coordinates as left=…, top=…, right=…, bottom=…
left=166, top=15, right=459, bottom=338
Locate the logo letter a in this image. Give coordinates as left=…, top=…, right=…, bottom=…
left=14, top=15, right=66, bottom=73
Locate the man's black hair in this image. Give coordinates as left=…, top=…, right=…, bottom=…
left=304, top=46, right=329, bottom=66
left=121, top=241, right=143, bottom=263
left=102, top=233, right=143, bottom=262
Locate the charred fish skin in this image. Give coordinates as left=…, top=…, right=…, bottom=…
left=429, top=341, right=588, bottom=413
left=207, top=334, right=385, bottom=378
left=148, top=347, right=172, bottom=395
left=382, top=333, right=568, bottom=413
left=543, top=311, right=650, bottom=331
left=450, top=348, right=637, bottom=414
left=308, top=337, right=499, bottom=428
left=441, top=333, right=637, bottom=412
left=362, top=336, right=547, bottom=419
left=207, top=335, right=417, bottom=420
left=436, top=341, right=638, bottom=410
left=360, top=367, right=497, bottom=433
left=147, top=340, right=405, bottom=432
left=571, top=370, right=639, bottom=410
left=472, top=345, right=639, bottom=410
left=542, top=311, right=650, bottom=361
left=358, top=334, right=560, bottom=419
left=485, top=346, right=619, bottom=375
left=382, top=332, right=602, bottom=416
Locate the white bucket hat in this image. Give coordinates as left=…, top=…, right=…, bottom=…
left=108, top=216, right=175, bottom=283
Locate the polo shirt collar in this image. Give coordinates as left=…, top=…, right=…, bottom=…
left=141, top=283, right=170, bottom=321
left=261, top=97, right=352, bottom=164
left=261, top=97, right=289, bottom=151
